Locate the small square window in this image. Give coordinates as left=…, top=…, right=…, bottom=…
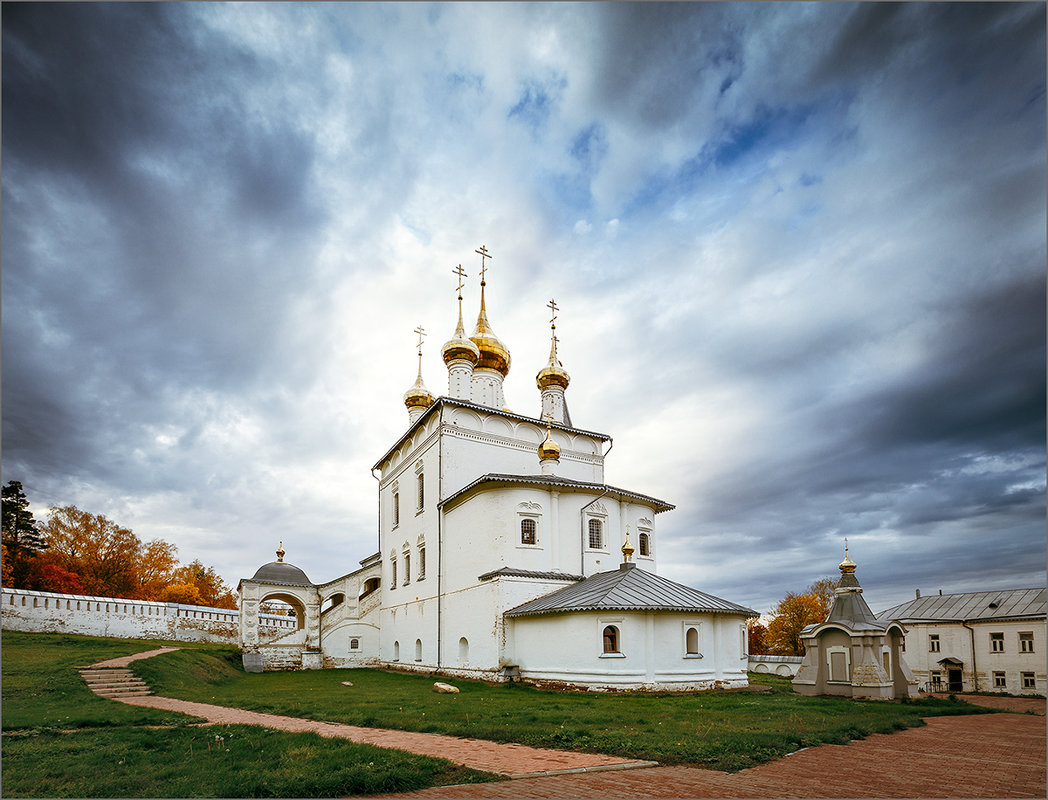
left=993, top=671, right=1006, bottom=688
left=990, top=632, right=1005, bottom=653
left=1019, top=632, right=1034, bottom=653
left=1022, top=672, right=1036, bottom=689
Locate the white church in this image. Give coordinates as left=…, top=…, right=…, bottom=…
left=238, top=248, right=756, bottom=689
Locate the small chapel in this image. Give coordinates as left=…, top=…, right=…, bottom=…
left=238, top=247, right=756, bottom=689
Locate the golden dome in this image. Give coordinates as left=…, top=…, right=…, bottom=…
left=470, top=281, right=511, bottom=376
left=442, top=307, right=480, bottom=366
left=538, top=426, right=561, bottom=462
left=403, top=371, right=435, bottom=410
left=536, top=331, right=569, bottom=390
left=621, top=528, right=634, bottom=563
left=839, top=540, right=857, bottom=575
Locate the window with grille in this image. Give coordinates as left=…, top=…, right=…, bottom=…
left=417, top=473, right=424, bottom=510
left=391, top=559, right=397, bottom=588
left=393, top=493, right=400, bottom=527
left=403, top=554, right=410, bottom=585
left=602, top=625, right=619, bottom=654
left=990, top=632, right=1005, bottom=652
left=418, top=546, right=426, bottom=580
left=350, top=638, right=359, bottom=650
left=588, top=518, right=603, bottom=549
left=1022, top=672, right=1036, bottom=689
left=929, top=634, right=940, bottom=652
left=1020, top=632, right=1034, bottom=652
left=521, top=518, right=536, bottom=545
left=638, top=532, right=650, bottom=556
left=993, top=671, right=1006, bottom=688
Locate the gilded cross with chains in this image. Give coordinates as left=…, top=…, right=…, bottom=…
left=475, top=245, right=492, bottom=282
left=452, top=264, right=467, bottom=297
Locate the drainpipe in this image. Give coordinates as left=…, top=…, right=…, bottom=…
left=962, top=620, right=977, bottom=692
left=578, top=437, right=613, bottom=574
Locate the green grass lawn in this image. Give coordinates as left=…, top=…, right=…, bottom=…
left=1, top=631, right=498, bottom=797
left=129, top=637, right=989, bottom=772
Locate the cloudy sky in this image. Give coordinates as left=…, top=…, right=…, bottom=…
left=3, top=2, right=1045, bottom=615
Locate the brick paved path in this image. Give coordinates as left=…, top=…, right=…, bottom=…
left=382, top=713, right=1046, bottom=799
left=82, top=650, right=1046, bottom=796
left=111, top=694, right=653, bottom=777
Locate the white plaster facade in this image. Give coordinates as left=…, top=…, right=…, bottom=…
left=876, top=588, right=1046, bottom=695
left=237, top=269, right=756, bottom=687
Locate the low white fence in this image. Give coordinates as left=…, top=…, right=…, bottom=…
left=1, top=587, right=293, bottom=645
left=748, top=654, right=803, bottom=677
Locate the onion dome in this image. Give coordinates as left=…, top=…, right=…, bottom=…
left=442, top=303, right=480, bottom=366
left=837, top=540, right=861, bottom=590
left=536, top=333, right=570, bottom=390
left=538, top=424, right=561, bottom=462
left=621, top=528, right=634, bottom=563
left=839, top=542, right=857, bottom=575
left=470, top=280, right=511, bottom=376
left=403, top=369, right=435, bottom=411
left=251, top=542, right=313, bottom=586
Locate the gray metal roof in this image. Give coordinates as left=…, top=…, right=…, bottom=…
left=877, top=587, right=1046, bottom=623
left=441, top=473, right=675, bottom=513
left=248, top=561, right=313, bottom=587
left=505, top=562, right=756, bottom=617
left=479, top=567, right=585, bottom=582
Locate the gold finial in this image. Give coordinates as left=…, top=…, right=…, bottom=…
left=470, top=245, right=511, bottom=376
left=622, top=525, right=634, bottom=563
left=276, top=541, right=285, bottom=562
left=442, top=265, right=480, bottom=366
left=839, top=537, right=856, bottom=574
left=537, top=410, right=561, bottom=462
left=537, top=297, right=569, bottom=390
left=475, top=245, right=492, bottom=284
left=405, top=326, right=435, bottom=409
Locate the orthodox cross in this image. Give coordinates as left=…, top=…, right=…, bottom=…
left=475, top=245, right=492, bottom=283
left=414, top=326, right=426, bottom=357
left=452, top=264, right=467, bottom=299
left=547, top=298, right=559, bottom=328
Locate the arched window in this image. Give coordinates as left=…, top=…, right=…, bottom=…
left=521, top=518, right=537, bottom=545
left=391, top=558, right=398, bottom=588
left=392, top=492, right=400, bottom=527
left=350, top=637, right=359, bottom=650
left=686, top=627, right=699, bottom=655
left=588, top=519, right=603, bottom=549
left=360, top=577, right=381, bottom=599
left=403, top=553, right=411, bottom=585
left=415, top=638, right=423, bottom=662
left=459, top=637, right=469, bottom=663
left=418, top=546, right=426, bottom=579
left=417, top=473, right=425, bottom=510
left=393, top=641, right=400, bottom=661
left=638, top=532, right=650, bottom=557
left=602, top=625, right=619, bottom=654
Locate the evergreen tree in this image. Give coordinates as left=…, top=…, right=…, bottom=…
left=1, top=480, right=48, bottom=586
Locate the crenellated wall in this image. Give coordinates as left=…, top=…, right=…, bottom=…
left=1, top=587, right=294, bottom=644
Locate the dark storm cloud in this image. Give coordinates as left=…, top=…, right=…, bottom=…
left=2, top=2, right=328, bottom=490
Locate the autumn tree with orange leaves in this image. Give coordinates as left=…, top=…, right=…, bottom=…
left=764, top=576, right=839, bottom=656
left=3, top=486, right=237, bottom=609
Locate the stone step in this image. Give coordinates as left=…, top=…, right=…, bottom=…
left=83, top=680, right=151, bottom=690
left=78, top=667, right=153, bottom=698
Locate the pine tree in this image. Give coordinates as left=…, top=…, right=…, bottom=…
left=1, top=480, right=49, bottom=586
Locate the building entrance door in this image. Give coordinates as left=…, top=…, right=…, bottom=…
left=947, top=667, right=963, bottom=692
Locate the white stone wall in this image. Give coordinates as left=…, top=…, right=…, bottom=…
left=900, top=619, right=1046, bottom=694
left=749, top=654, right=804, bottom=677
left=2, top=587, right=293, bottom=644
